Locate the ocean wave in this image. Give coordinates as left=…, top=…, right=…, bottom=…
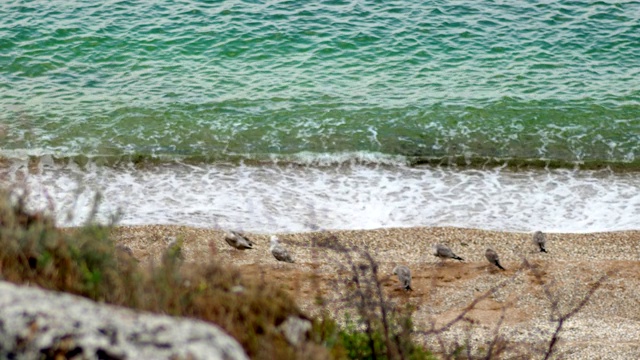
left=2, top=98, right=639, bottom=169
left=2, top=159, right=639, bottom=232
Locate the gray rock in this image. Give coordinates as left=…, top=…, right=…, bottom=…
left=278, top=316, right=312, bottom=347
left=0, top=281, right=248, bottom=360
left=224, top=231, right=255, bottom=250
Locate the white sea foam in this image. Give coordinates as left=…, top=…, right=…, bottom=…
left=1, top=159, right=639, bottom=233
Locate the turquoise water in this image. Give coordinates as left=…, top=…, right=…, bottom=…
left=2, top=0, right=639, bottom=168
left=2, top=1, right=640, bottom=232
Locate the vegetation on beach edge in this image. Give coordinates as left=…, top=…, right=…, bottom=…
left=0, top=188, right=607, bottom=359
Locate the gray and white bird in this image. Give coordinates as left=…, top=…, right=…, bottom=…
left=224, top=230, right=255, bottom=250
left=115, top=244, right=137, bottom=263
left=392, top=265, right=413, bottom=291
left=270, top=235, right=294, bottom=263
left=432, top=244, right=464, bottom=261
left=485, top=248, right=505, bottom=270
left=533, top=231, right=547, bottom=253
left=116, top=244, right=134, bottom=257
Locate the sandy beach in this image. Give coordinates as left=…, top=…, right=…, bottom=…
left=112, top=225, right=640, bottom=359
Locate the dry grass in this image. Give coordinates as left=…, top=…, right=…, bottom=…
left=0, top=189, right=327, bottom=360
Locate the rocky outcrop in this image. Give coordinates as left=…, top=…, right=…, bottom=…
left=0, top=281, right=248, bottom=360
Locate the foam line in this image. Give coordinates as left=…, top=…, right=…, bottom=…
left=1, top=160, right=638, bottom=233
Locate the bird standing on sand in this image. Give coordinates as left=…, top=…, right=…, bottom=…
left=115, top=244, right=137, bottom=264
left=432, top=244, right=464, bottom=261
left=116, top=244, right=134, bottom=257
left=270, top=235, right=294, bottom=263
left=533, top=231, right=547, bottom=253
left=224, top=230, right=255, bottom=250
left=393, top=265, right=413, bottom=291
left=485, top=248, right=505, bottom=270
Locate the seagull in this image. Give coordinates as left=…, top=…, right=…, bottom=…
left=115, top=244, right=134, bottom=257
left=224, top=230, right=255, bottom=250
left=432, top=244, right=464, bottom=261
left=533, top=231, right=547, bottom=253
left=270, top=235, right=294, bottom=263
left=485, top=248, right=505, bottom=270
left=392, top=265, right=413, bottom=291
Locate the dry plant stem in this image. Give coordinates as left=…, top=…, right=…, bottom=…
left=417, top=255, right=610, bottom=359
left=423, top=277, right=512, bottom=359
left=363, top=250, right=394, bottom=360
left=350, top=251, right=382, bottom=359
left=463, top=321, right=473, bottom=360
left=522, top=258, right=610, bottom=360
left=351, top=256, right=378, bottom=360
left=543, top=275, right=609, bottom=360
left=420, top=275, right=514, bottom=337
left=313, top=233, right=418, bottom=359
left=84, top=192, right=102, bottom=226
left=483, top=305, right=507, bottom=360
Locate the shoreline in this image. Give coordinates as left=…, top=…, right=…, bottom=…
left=110, top=225, right=640, bottom=358
left=5, top=160, right=640, bottom=233
left=109, top=224, right=640, bottom=262
left=5, top=153, right=640, bottom=173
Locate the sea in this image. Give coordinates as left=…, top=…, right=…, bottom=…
left=1, top=0, right=639, bottom=233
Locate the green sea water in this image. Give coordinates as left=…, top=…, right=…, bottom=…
left=1, top=0, right=639, bottom=169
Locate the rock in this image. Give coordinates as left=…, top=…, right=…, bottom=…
left=278, top=316, right=312, bottom=347
left=0, top=281, right=248, bottom=360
